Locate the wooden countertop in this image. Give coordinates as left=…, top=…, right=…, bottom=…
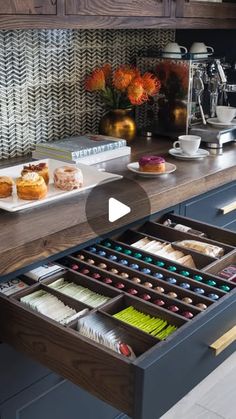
left=1, top=137, right=236, bottom=277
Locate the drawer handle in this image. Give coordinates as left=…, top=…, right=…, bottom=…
left=219, top=201, right=236, bottom=215
left=210, top=325, right=236, bottom=356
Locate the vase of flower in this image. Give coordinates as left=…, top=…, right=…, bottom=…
left=99, top=108, right=136, bottom=143
left=85, top=64, right=161, bottom=143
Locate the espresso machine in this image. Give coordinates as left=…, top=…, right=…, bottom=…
left=188, top=57, right=236, bottom=148
left=145, top=55, right=236, bottom=149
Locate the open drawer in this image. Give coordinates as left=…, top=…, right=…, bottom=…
left=0, top=213, right=236, bottom=419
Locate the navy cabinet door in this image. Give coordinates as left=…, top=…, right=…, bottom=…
left=0, top=373, right=125, bottom=419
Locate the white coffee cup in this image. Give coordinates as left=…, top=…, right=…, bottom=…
left=216, top=106, right=236, bottom=124
left=190, top=42, right=214, bottom=58
left=162, top=42, right=187, bottom=59
left=173, top=135, right=201, bottom=156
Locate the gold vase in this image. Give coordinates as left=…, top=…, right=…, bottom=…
left=99, top=109, right=136, bottom=143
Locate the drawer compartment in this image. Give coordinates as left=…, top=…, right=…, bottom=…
left=1, top=211, right=236, bottom=419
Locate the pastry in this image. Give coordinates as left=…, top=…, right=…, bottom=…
left=53, top=166, right=83, bottom=191
left=16, top=172, right=47, bottom=200
left=139, top=156, right=165, bottom=173
left=21, top=162, right=49, bottom=185
left=0, top=176, right=14, bottom=198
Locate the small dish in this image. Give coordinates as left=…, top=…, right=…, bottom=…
left=169, top=148, right=209, bottom=161
left=207, top=118, right=236, bottom=127
left=127, top=162, right=176, bottom=177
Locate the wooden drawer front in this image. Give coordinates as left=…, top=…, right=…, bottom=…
left=135, top=293, right=236, bottom=419
left=0, top=0, right=57, bottom=14
left=0, top=293, right=134, bottom=416
left=181, top=183, right=236, bottom=227
left=65, top=0, right=170, bottom=17
left=176, top=1, right=236, bottom=19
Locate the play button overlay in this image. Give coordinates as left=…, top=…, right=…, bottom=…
left=108, top=198, right=131, bottom=222
left=85, top=177, right=150, bottom=237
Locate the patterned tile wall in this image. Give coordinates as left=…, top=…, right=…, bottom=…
left=0, top=29, right=174, bottom=159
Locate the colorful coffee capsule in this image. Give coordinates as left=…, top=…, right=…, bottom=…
left=70, top=263, right=79, bottom=270
left=156, top=261, right=165, bottom=268
left=153, top=299, right=165, bottom=306
left=98, top=250, right=106, bottom=257
left=167, top=265, right=177, bottom=272
left=80, top=268, right=90, bottom=275
left=141, top=268, right=152, bottom=275
left=98, top=262, right=107, bottom=269
left=194, top=287, right=205, bottom=295
left=108, top=254, right=117, bottom=261
left=123, top=249, right=132, bottom=255
left=153, top=286, right=165, bottom=293
left=182, top=311, right=194, bottom=319
left=103, top=277, right=113, bottom=285
left=88, top=246, right=97, bottom=253
left=166, top=277, right=177, bottom=285
left=114, top=245, right=123, bottom=252
left=153, top=272, right=164, bottom=279
left=129, top=263, right=140, bottom=270
left=196, top=303, right=207, bottom=310
left=91, top=273, right=101, bottom=280
left=140, top=293, right=151, bottom=301
left=167, top=291, right=178, bottom=298
left=219, top=285, right=231, bottom=292
left=205, top=279, right=217, bottom=287
left=119, top=259, right=129, bottom=266
left=180, top=270, right=190, bottom=277
left=193, top=275, right=203, bottom=282
left=87, top=259, right=95, bottom=265
left=182, top=297, right=193, bottom=304
left=143, top=281, right=153, bottom=288
left=120, top=272, right=129, bottom=279
left=167, top=305, right=179, bottom=313
left=115, top=282, right=125, bottom=289
left=208, top=293, right=220, bottom=300
left=103, top=241, right=112, bottom=248
left=179, top=282, right=191, bottom=290
left=134, top=252, right=142, bottom=259
left=109, top=268, right=119, bottom=274
left=127, top=288, right=138, bottom=295
left=76, top=254, right=85, bottom=261
left=143, top=256, right=153, bottom=263
left=131, top=277, right=141, bottom=284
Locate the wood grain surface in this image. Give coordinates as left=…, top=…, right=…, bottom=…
left=1, top=137, right=236, bottom=276
left=0, top=0, right=56, bottom=15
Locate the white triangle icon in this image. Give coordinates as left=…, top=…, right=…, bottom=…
left=108, top=197, right=131, bottom=223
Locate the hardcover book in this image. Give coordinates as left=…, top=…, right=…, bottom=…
left=35, top=135, right=127, bottom=159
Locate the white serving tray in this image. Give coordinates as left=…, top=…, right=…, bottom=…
left=0, top=159, right=122, bottom=212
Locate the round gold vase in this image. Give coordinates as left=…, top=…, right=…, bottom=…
left=99, top=109, right=136, bottom=143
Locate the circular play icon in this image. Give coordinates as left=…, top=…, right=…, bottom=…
left=85, top=176, right=150, bottom=238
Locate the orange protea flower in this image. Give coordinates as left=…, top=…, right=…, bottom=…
left=113, top=66, right=136, bottom=91
left=127, top=77, right=148, bottom=105
left=142, top=72, right=161, bottom=96
left=85, top=68, right=105, bottom=92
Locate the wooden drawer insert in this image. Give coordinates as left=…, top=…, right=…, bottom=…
left=0, top=213, right=236, bottom=419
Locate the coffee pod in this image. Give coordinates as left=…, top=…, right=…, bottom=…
left=131, top=277, right=141, bottom=284
left=153, top=286, right=165, bottom=293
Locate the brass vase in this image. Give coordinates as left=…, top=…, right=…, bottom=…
left=99, top=109, right=136, bottom=143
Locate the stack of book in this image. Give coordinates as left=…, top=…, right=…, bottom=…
left=32, top=134, right=131, bottom=165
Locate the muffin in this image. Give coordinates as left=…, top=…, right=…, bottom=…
left=0, top=176, right=14, bottom=198
left=16, top=172, right=47, bottom=200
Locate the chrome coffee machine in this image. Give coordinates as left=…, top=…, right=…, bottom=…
left=189, top=58, right=236, bottom=148
left=145, top=56, right=236, bottom=148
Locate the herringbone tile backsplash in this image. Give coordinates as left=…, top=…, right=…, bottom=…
left=0, top=29, right=174, bottom=159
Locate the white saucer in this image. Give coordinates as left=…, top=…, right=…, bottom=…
left=127, top=162, right=176, bottom=177
left=207, top=117, right=236, bottom=127
left=169, top=148, right=209, bottom=160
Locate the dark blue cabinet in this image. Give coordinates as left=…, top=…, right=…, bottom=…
left=180, top=181, right=236, bottom=230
